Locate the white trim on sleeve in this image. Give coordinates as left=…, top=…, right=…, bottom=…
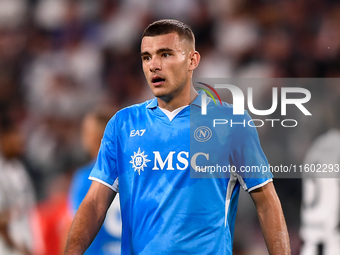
left=89, top=177, right=119, bottom=193
left=225, top=173, right=238, bottom=227
left=247, top=179, right=273, bottom=193
left=112, top=177, right=119, bottom=192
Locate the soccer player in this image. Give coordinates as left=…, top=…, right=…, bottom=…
left=300, top=128, right=340, bottom=254
left=0, top=114, right=37, bottom=255
left=68, top=110, right=122, bottom=255
left=64, top=19, right=290, bottom=255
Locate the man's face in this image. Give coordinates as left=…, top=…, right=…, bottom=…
left=141, top=33, right=193, bottom=101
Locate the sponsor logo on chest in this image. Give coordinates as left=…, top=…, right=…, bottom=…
left=129, top=148, right=208, bottom=175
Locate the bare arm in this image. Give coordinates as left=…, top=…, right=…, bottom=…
left=250, top=182, right=291, bottom=255
left=64, top=181, right=116, bottom=255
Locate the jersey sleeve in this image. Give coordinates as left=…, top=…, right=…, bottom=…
left=229, top=111, right=273, bottom=192
left=89, top=115, right=119, bottom=192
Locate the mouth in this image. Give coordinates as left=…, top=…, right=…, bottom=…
left=151, top=76, right=166, bottom=86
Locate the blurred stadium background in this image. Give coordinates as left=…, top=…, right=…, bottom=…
left=0, top=0, right=339, bottom=254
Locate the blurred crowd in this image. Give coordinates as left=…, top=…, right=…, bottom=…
left=0, top=0, right=339, bottom=254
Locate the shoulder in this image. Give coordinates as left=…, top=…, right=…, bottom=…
left=212, top=101, right=253, bottom=129
left=307, top=130, right=340, bottom=153
left=206, top=98, right=250, bottom=119
left=104, top=99, right=155, bottom=134
left=315, top=129, right=340, bottom=145
left=111, top=99, right=155, bottom=122
left=305, top=129, right=340, bottom=159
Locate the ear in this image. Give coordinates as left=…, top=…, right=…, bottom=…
left=188, top=51, right=201, bottom=71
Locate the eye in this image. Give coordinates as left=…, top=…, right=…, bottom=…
left=162, top=53, right=171, bottom=57
left=142, top=56, right=151, bottom=61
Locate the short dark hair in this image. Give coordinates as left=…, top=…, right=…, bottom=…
left=143, top=19, right=195, bottom=47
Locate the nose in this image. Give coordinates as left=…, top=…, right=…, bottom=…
left=149, top=56, right=161, bottom=72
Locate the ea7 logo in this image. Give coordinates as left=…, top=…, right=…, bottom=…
left=130, top=129, right=146, bottom=137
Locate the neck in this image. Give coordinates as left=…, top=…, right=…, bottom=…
left=157, top=85, right=198, bottom=111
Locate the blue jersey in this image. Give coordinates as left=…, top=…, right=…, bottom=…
left=89, top=90, right=272, bottom=255
left=69, top=161, right=122, bottom=255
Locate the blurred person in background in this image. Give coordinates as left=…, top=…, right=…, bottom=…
left=36, top=169, right=73, bottom=255
left=0, top=113, right=40, bottom=255
left=68, top=108, right=121, bottom=255
left=299, top=101, right=340, bottom=255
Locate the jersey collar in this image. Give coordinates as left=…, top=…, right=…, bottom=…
left=146, top=98, right=158, bottom=109
left=191, top=90, right=211, bottom=108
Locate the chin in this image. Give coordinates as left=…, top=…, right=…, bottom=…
left=151, top=87, right=168, bottom=97
left=153, top=91, right=173, bottom=102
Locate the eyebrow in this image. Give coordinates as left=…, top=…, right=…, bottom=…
left=141, top=48, right=175, bottom=57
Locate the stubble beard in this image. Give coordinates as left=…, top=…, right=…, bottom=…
left=153, top=80, right=187, bottom=103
